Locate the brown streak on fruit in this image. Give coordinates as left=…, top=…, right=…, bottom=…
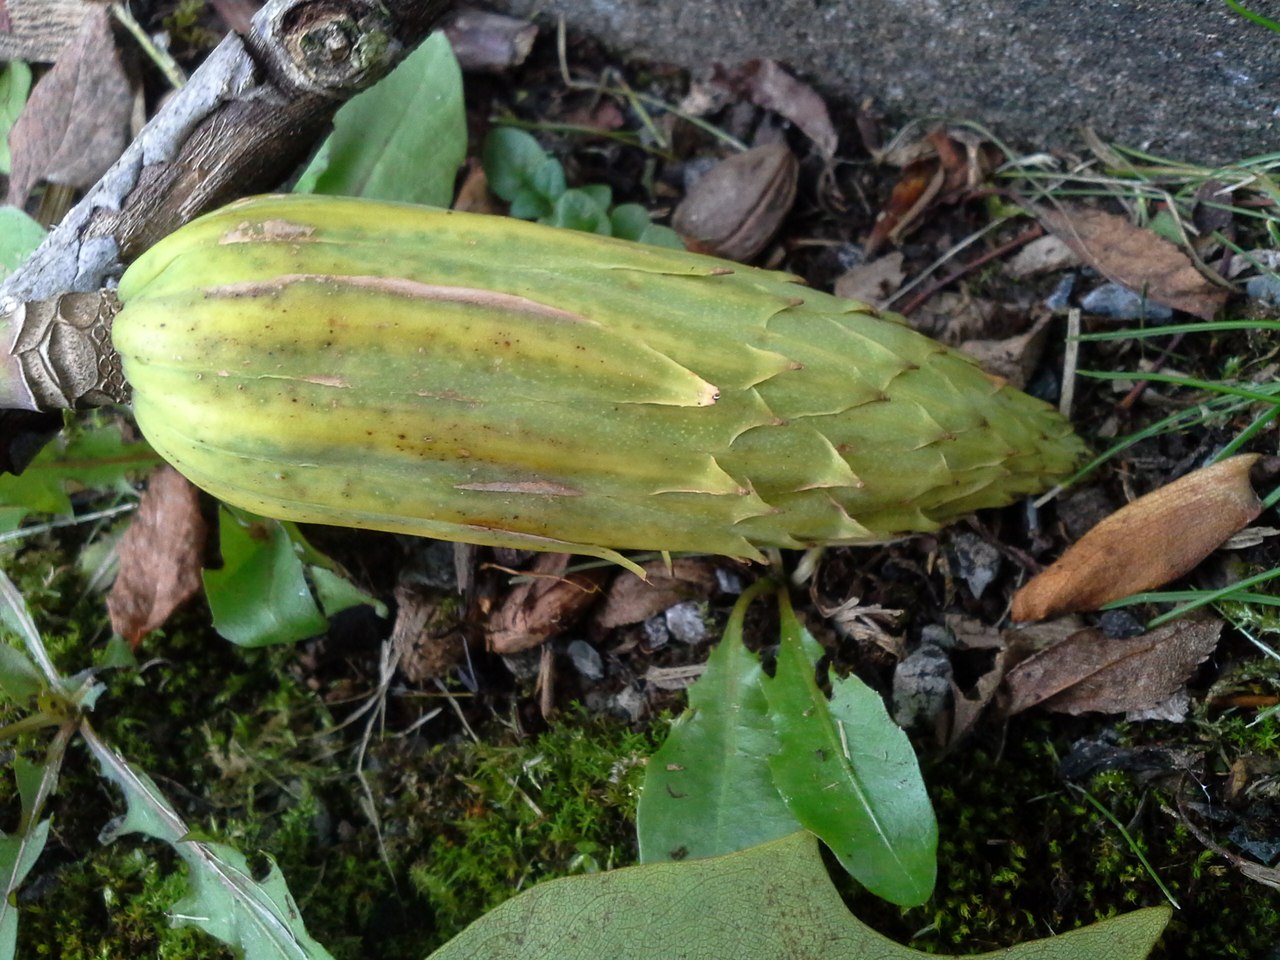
left=456, top=481, right=584, bottom=496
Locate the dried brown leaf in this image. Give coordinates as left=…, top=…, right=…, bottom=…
left=1012, top=455, right=1262, bottom=621
left=712, top=59, right=837, bottom=158
left=1034, top=203, right=1228, bottom=321
left=7, top=6, right=131, bottom=206
left=107, top=466, right=208, bottom=647
left=594, top=558, right=720, bottom=631
left=958, top=311, right=1052, bottom=389
left=487, top=553, right=606, bottom=654
left=1003, top=619, right=1221, bottom=717
left=673, top=142, right=797, bottom=261
left=833, top=252, right=904, bottom=307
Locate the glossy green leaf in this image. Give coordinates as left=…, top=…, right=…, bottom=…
left=0, top=423, right=159, bottom=520
left=0, top=207, right=44, bottom=279
left=87, top=730, right=334, bottom=959
left=427, top=831, right=1170, bottom=960
left=203, top=510, right=327, bottom=647
left=0, top=818, right=49, bottom=960
left=298, top=32, right=465, bottom=207
left=637, top=582, right=799, bottom=862
left=0, top=62, right=31, bottom=176
left=762, top=591, right=937, bottom=906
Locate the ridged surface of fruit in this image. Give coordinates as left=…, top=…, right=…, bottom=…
left=113, top=194, right=1085, bottom=570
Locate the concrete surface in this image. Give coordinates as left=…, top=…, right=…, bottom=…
left=484, top=0, right=1280, bottom=164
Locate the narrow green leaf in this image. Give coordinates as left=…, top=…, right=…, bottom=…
left=0, top=207, right=44, bottom=279
left=762, top=590, right=937, bottom=907
left=637, top=581, right=799, bottom=862
left=300, top=32, right=465, bottom=207
left=0, top=818, right=50, bottom=960
left=427, top=830, right=1170, bottom=960
left=12, top=757, right=42, bottom=828
left=0, top=62, right=32, bottom=175
left=86, top=727, right=335, bottom=960
left=0, top=423, right=159, bottom=520
left=203, top=510, right=327, bottom=647
left=0, top=569, right=59, bottom=689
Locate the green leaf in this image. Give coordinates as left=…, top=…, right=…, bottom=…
left=0, top=818, right=50, bottom=960
left=0, top=62, right=31, bottom=176
left=578, top=182, right=612, bottom=211
left=541, top=188, right=612, bottom=234
left=637, top=223, right=686, bottom=249
left=203, top=510, right=327, bottom=647
left=762, top=590, right=937, bottom=907
left=87, top=730, right=335, bottom=960
left=609, top=203, right=652, bottom=241
left=483, top=128, right=566, bottom=207
left=0, top=644, right=43, bottom=706
left=426, top=831, right=1170, bottom=960
left=299, top=32, right=465, bottom=207
left=0, top=207, right=44, bottom=280
left=12, top=758, right=42, bottom=828
left=637, top=581, right=799, bottom=862
left=307, top=566, right=383, bottom=618
left=0, top=569, right=58, bottom=689
left=0, top=422, right=159, bottom=520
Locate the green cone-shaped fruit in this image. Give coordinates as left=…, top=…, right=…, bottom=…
left=113, top=194, right=1084, bottom=570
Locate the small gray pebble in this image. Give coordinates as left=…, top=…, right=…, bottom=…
left=1245, top=274, right=1280, bottom=307
left=567, top=639, right=604, bottom=681
left=643, top=616, right=671, bottom=650
left=892, top=644, right=953, bottom=729
left=665, top=601, right=707, bottom=644
left=1044, top=273, right=1076, bottom=311
left=715, top=567, right=745, bottom=595
left=920, top=623, right=955, bottom=650
left=501, top=648, right=542, bottom=681
left=951, top=531, right=1002, bottom=599
left=1081, top=282, right=1173, bottom=322
left=610, top=684, right=647, bottom=723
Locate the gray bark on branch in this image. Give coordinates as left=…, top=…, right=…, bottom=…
left=0, top=0, right=451, bottom=427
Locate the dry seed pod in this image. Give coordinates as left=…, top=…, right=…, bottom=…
left=1012, top=454, right=1263, bottom=622
left=672, top=142, right=798, bottom=261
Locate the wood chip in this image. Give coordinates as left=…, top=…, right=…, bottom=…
left=593, top=558, right=720, bottom=631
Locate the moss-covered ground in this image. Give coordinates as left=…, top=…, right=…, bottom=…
left=1, top=528, right=1276, bottom=958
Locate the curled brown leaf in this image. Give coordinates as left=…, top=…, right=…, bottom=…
left=486, top=552, right=607, bottom=654
left=1034, top=203, right=1229, bottom=320
left=1012, top=455, right=1263, bottom=622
